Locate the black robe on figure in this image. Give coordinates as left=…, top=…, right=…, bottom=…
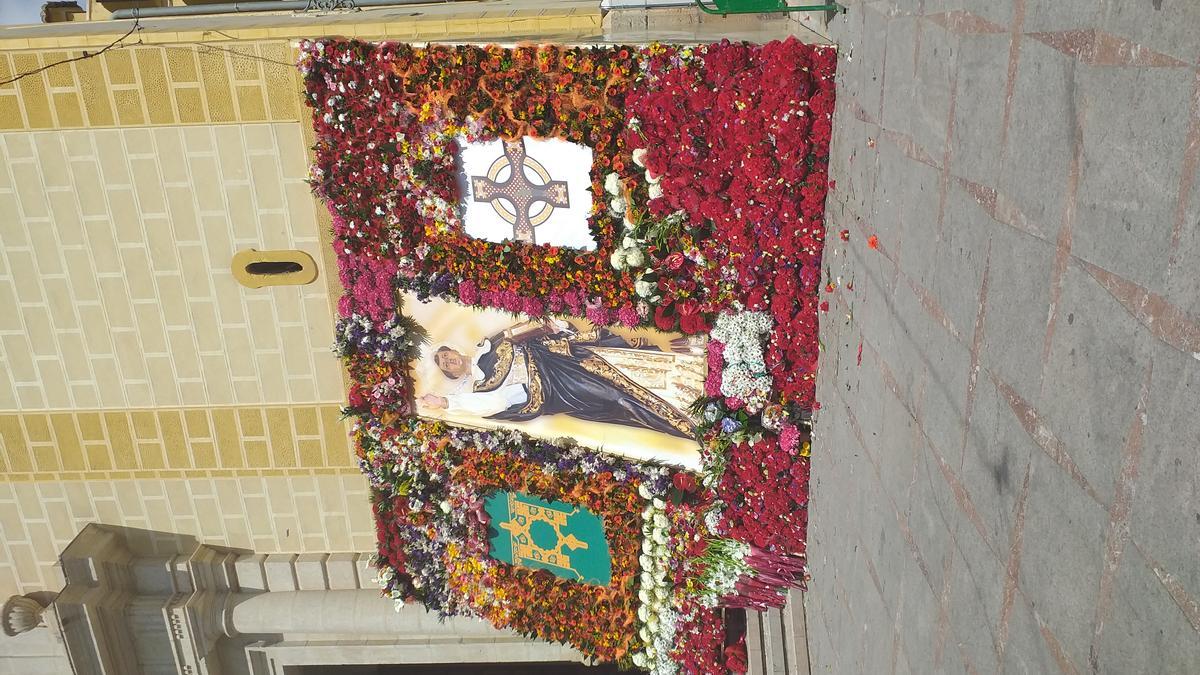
left=469, top=325, right=696, bottom=440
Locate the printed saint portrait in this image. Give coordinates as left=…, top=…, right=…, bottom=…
left=405, top=293, right=706, bottom=467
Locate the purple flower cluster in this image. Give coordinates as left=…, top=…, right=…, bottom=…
left=393, top=522, right=458, bottom=615
left=334, top=313, right=424, bottom=362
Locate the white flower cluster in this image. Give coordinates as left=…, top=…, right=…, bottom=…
left=695, top=537, right=752, bottom=608
left=711, top=311, right=774, bottom=412
left=610, top=234, right=648, bottom=271
left=603, top=172, right=651, bottom=279
left=605, top=171, right=627, bottom=218
left=607, top=147, right=664, bottom=273
left=372, top=564, right=409, bottom=612
left=632, top=486, right=678, bottom=674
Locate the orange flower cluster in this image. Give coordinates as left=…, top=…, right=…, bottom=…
left=389, top=43, right=636, bottom=142
left=446, top=446, right=645, bottom=663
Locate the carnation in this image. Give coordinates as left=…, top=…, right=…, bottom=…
left=604, top=171, right=622, bottom=195
left=617, top=304, right=640, bottom=327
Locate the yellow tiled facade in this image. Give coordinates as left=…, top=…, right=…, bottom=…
left=0, top=473, right=376, bottom=595
left=0, top=404, right=355, bottom=478
left=0, top=42, right=302, bottom=131
left=0, top=35, right=362, bottom=600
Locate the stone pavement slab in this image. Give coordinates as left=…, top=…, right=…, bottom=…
left=810, top=1, right=1200, bottom=672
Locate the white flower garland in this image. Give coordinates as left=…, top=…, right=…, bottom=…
left=633, top=487, right=679, bottom=674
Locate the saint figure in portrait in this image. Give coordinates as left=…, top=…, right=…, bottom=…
left=418, top=318, right=702, bottom=439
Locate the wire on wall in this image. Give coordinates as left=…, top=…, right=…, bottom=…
left=0, top=19, right=143, bottom=87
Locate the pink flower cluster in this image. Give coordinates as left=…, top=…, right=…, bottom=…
left=337, top=247, right=399, bottom=323
left=705, top=341, right=725, bottom=398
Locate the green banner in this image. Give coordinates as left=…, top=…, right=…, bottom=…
left=484, top=491, right=612, bottom=586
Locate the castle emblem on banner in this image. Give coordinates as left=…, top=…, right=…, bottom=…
left=485, top=491, right=612, bottom=585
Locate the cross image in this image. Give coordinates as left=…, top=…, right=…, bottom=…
left=470, top=138, right=570, bottom=244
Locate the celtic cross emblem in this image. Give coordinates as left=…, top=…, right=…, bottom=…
left=470, top=138, right=570, bottom=245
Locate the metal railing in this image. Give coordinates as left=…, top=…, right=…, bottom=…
left=693, top=0, right=846, bottom=16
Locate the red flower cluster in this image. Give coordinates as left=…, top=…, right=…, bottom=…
left=371, top=495, right=418, bottom=601
left=345, top=357, right=411, bottom=419
left=674, top=603, right=729, bottom=674
left=715, top=435, right=811, bottom=552
left=374, top=496, right=409, bottom=572
left=662, top=500, right=731, bottom=673
left=626, top=38, right=836, bottom=407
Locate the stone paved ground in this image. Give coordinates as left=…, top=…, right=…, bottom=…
left=808, top=1, right=1200, bottom=673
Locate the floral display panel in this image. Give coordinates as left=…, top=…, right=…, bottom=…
left=405, top=292, right=706, bottom=467
left=363, top=419, right=669, bottom=663
left=303, top=37, right=836, bottom=674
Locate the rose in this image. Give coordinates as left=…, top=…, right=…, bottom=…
left=653, top=304, right=675, bottom=331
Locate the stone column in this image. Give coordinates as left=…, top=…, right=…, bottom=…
left=227, top=590, right=501, bottom=637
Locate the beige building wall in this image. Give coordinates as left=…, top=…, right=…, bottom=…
left=0, top=123, right=341, bottom=412
left=0, top=37, right=377, bottom=602
left=0, top=473, right=376, bottom=598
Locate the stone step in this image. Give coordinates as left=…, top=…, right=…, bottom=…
left=746, top=589, right=811, bottom=675
left=230, top=551, right=377, bottom=594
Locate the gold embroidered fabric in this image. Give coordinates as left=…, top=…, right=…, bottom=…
left=498, top=494, right=589, bottom=580
left=545, top=338, right=573, bottom=356
left=588, top=346, right=706, bottom=416
left=473, top=340, right=515, bottom=393
left=577, top=356, right=695, bottom=435
left=571, top=329, right=600, bottom=344
left=507, top=349, right=530, bottom=387
left=519, top=355, right=546, bottom=414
